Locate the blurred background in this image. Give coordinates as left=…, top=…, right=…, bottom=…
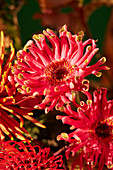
left=1, top=0, right=113, bottom=169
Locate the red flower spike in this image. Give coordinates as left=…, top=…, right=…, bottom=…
left=0, top=31, right=46, bottom=141
left=12, top=25, right=108, bottom=113
left=57, top=88, right=113, bottom=170
left=0, top=140, right=63, bottom=170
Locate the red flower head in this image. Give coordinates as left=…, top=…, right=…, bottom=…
left=57, top=88, right=113, bottom=170
left=0, top=31, right=45, bottom=141
left=0, top=140, right=63, bottom=170
left=12, top=25, right=108, bottom=113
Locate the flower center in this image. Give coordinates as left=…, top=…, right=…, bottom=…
left=95, top=123, right=112, bottom=139
left=51, top=66, right=69, bottom=80
left=44, top=60, right=74, bottom=84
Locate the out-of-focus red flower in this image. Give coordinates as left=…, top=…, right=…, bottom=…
left=57, top=88, right=113, bottom=170
left=0, top=31, right=45, bottom=141
left=37, top=0, right=74, bottom=14
left=0, top=140, right=63, bottom=170
left=13, top=25, right=108, bottom=113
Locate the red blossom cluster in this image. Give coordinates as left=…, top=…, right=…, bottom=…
left=0, top=140, right=63, bottom=170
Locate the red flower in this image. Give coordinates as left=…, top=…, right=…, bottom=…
left=12, top=25, right=108, bottom=113
left=57, top=88, right=113, bottom=170
left=0, top=140, right=63, bottom=170
left=0, top=31, right=45, bottom=141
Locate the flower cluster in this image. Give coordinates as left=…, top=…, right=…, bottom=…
left=0, top=140, right=63, bottom=169
left=0, top=31, right=45, bottom=141
left=12, top=25, right=108, bottom=113
left=1, top=25, right=112, bottom=169
left=57, top=88, right=113, bottom=169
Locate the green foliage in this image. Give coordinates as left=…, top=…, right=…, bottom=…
left=17, top=0, right=43, bottom=46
